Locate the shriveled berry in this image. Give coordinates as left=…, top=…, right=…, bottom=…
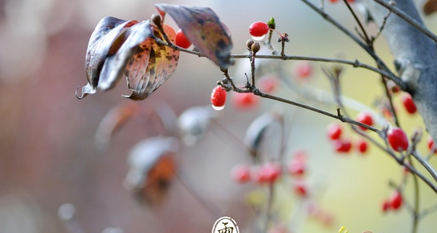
left=211, top=86, right=227, bottom=111
left=327, top=123, right=342, bottom=140
left=357, top=111, right=373, bottom=131
left=401, top=93, right=417, bottom=114
left=175, top=29, right=191, bottom=49
left=387, top=127, right=409, bottom=152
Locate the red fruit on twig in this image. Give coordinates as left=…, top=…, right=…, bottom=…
left=211, top=86, right=227, bottom=110
left=387, top=127, right=409, bottom=152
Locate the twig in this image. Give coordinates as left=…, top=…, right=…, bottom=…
left=299, top=0, right=402, bottom=90
left=372, top=0, right=437, bottom=43
left=323, top=67, right=437, bottom=194
left=411, top=151, right=437, bottom=183
left=371, top=9, right=392, bottom=43
left=343, top=0, right=371, bottom=45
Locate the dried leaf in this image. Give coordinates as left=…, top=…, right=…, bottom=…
left=424, top=0, right=437, bottom=15
left=124, top=137, right=179, bottom=206
left=155, top=3, right=233, bottom=69
left=123, top=24, right=180, bottom=100
left=94, top=102, right=140, bottom=150
left=99, top=20, right=154, bottom=91
left=77, top=17, right=138, bottom=99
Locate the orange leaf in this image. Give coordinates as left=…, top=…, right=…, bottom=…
left=123, top=24, right=180, bottom=100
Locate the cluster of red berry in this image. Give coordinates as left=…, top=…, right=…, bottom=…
left=231, top=150, right=309, bottom=197
left=326, top=121, right=368, bottom=154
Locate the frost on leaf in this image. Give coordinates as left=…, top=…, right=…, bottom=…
left=77, top=17, right=138, bottom=99
left=155, top=3, right=233, bottom=69
left=124, top=137, right=179, bottom=205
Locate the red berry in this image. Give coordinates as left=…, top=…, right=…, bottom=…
left=175, top=29, right=191, bottom=49
left=231, top=164, right=251, bottom=183
left=401, top=93, right=417, bottom=114
left=254, top=163, right=281, bottom=184
left=356, top=111, right=373, bottom=130
left=258, top=75, right=278, bottom=93
left=333, top=139, right=352, bottom=153
left=296, top=62, right=313, bottom=80
left=249, top=21, right=269, bottom=38
left=428, top=136, right=437, bottom=154
left=389, top=190, right=403, bottom=210
left=356, top=138, right=368, bottom=154
left=382, top=199, right=391, bottom=212
left=293, top=180, right=308, bottom=197
left=387, top=127, right=409, bottom=152
left=232, top=92, right=259, bottom=109
left=327, top=123, right=342, bottom=140
left=211, top=86, right=227, bottom=110
left=288, top=160, right=306, bottom=176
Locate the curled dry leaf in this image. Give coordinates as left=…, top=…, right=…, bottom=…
left=123, top=24, right=180, bottom=100
left=77, top=17, right=138, bottom=99
left=155, top=3, right=233, bottom=69
left=124, top=137, right=179, bottom=206
left=77, top=17, right=179, bottom=100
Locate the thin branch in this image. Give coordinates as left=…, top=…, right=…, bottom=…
left=323, top=68, right=437, bottom=194
left=411, top=151, right=437, bottom=183
left=372, top=0, right=437, bottom=43
left=419, top=202, right=437, bottom=219
left=155, top=37, right=404, bottom=87
left=371, top=9, right=392, bottom=43
left=298, top=0, right=404, bottom=90
left=343, top=0, right=371, bottom=44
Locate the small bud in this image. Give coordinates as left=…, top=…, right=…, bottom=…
left=267, top=17, right=276, bottom=30
left=246, top=39, right=254, bottom=50
left=251, top=42, right=260, bottom=54
left=151, top=14, right=162, bottom=27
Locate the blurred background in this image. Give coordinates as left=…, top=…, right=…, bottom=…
left=1, top=0, right=437, bottom=232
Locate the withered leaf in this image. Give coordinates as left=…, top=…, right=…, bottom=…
left=155, top=3, right=233, bottom=69
left=124, top=137, right=179, bottom=206
left=123, top=24, right=180, bottom=100
left=77, top=17, right=138, bottom=99
left=99, top=20, right=154, bottom=91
